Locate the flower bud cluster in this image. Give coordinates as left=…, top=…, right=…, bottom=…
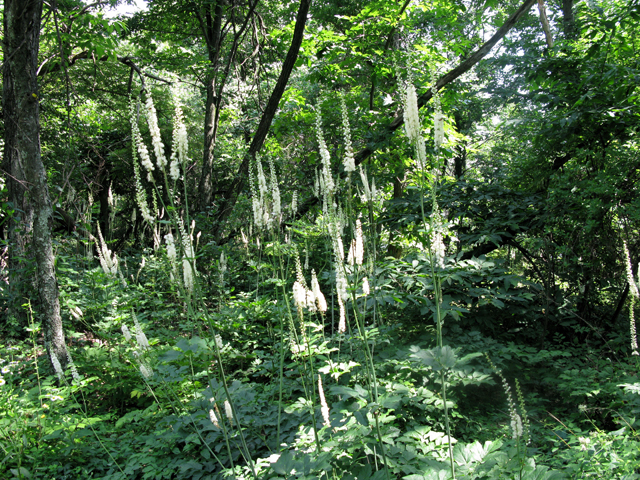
left=178, top=218, right=197, bottom=293
left=292, top=270, right=328, bottom=316
left=315, top=109, right=335, bottom=198
left=358, top=166, right=377, bottom=203
left=318, top=374, right=331, bottom=428
left=130, top=100, right=154, bottom=174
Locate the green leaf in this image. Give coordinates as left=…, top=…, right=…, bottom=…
left=271, top=451, right=295, bottom=475
left=409, top=346, right=458, bottom=371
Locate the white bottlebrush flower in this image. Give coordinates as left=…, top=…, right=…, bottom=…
left=629, top=297, right=639, bottom=356
left=311, top=270, right=327, bottom=313
left=255, top=157, right=269, bottom=203
left=510, top=413, right=524, bottom=439
left=315, top=110, right=335, bottom=196
left=165, top=233, right=177, bottom=267
left=359, top=165, right=373, bottom=202
left=404, top=83, right=421, bottom=144
left=145, top=95, right=167, bottom=169
left=140, top=364, right=153, bottom=379
left=432, top=230, right=445, bottom=269
left=169, top=158, right=180, bottom=182
left=269, top=157, right=281, bottom=225
left=169, top=104, right=188, bottom=181
left=335, top=267, right=348, bottom=303
left=182, top=239, right=196, bottom=293
left=136, top=330, right=150, bottom=351
left=132, top=312, right=149, bottom=350
left=338, top=296, right=346, bottom=334
left=131, top=100, right=155, bottom=174
left=95, top=224, right=118, bottom=276
left=224, top=400, right=233, bottom=424
left=623, top=241, right=639, bottom=298
left=347, top=239, right=356, bottom=266
left=362, top=276, right=370, bottom=296
left=434, top=111, right=445, bottom=150
left=318, top=375, right=331, bottom=428
left=290, top=191, right=298, bottom=215
left=293, top=281, right=307, bottom=312
left=50, top=353, right=63, bottom=380
left=335, top=235, right=345, bottom=264
left=340, top=95, right=356, bottom=173
left=294, top=248, right=308, bottom=289
left=209, top=409, right=220, bottom=428
left=133, top=159, right=154, bottom=223
left=355, top=219, right=364, bottom=266
left=70, top=306, right=83, bottom=320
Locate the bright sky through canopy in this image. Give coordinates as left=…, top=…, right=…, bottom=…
left=103, top=0, right=147, bottom=18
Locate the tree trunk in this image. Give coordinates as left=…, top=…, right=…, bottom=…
left=196, top=0, right=223, bottom=212
left=3, top=0, right=68, bottom=367
left=2, top=6, right=35, bottom=328
left=198, top=81, right=217, bottom=211
left=562, top=0, right=575, bottom=40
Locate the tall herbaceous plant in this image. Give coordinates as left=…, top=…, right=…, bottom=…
left=403, top=75, right=457, bottom=478
left=127, top=89, right=258, bottom=478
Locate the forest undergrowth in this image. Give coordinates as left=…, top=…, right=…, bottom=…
left=1, top=82, right=639, bottom=480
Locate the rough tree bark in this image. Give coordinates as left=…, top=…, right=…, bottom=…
left=3, top=0, right=68, bottom=367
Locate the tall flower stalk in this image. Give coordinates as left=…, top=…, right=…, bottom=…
left=404, top=79, right=455, bottom=478
left=129, top=90, right=257, bottom=478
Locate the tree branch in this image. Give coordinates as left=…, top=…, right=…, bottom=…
left=37, top=52, right=172, bottom=87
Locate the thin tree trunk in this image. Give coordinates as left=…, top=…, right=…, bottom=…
left=196, top=1, right=223, bottom=211
left=537, top=0, right=553, bottom=48
left=198, top=81, right=218, bottom=211
left=562, top=0, right=575, bottom=40
left=3, top=0, right=68, bottom=367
